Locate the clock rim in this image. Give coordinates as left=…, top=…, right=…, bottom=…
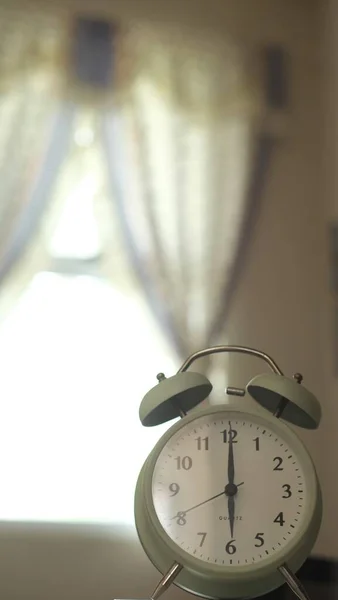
left=136, top=403, right=322, bottom=590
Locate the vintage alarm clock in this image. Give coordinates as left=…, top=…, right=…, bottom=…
left=134, top=345, right=322, bottom=600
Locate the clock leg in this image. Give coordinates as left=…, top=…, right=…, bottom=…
left=150, top=562, right=183, bottom=600
left=278, top=564, right=311, bottom=600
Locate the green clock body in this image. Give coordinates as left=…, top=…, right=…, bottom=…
left=134, top=403, right=322, bottom=599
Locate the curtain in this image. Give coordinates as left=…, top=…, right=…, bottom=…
left=0, top=6, right=74, bottom=315
left=102, top=24, right=287, bottom=366
left=0, top=7, right=289, bottom=524
left=0, top=9, right=288, bottom=377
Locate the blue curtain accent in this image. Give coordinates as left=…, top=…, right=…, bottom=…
left=102, top=43, right=288, bottom=356
left=208, top=133, right=275, bottom=342
left=98, top=20, right=187, bottom=356
left=208, top=45, right=288, bottom=341
left=0, top=103, right=76, bottom=286
left=0, top=15, right=116, bottom=289
left=102, top=114, right=185, bottom=359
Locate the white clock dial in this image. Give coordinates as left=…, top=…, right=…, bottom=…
left=152, top=411, right=308, bottom=567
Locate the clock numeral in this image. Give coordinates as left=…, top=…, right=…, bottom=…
left=225, top=539, right=236, bottom=554
left=254, top=533, right=265, bottom=547
left=221, top=429, right=238, bottom=444
left=169, top=483, right=180, bottom=496
left=282, top=484, right=292, bottom=498
left=273, top=512, right=285, bottom=526
left=175, top=511, right=187, bottom=526
left=175, top=456, right=192, bottom=470
left=197, top=532, right=207, bottom=547
left=196, top=436, right=209, bottom=451
left=273, top=456, right=284, bottom=471
left=253, top=437, right=260, bottom=451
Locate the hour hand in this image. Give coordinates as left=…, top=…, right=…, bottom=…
left=228, top=496, right=235, bottom=538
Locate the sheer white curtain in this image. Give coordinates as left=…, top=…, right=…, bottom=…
left=103, top=24, right=262, bottom=375
left=0, top=5, right=74, bottom=315
left=0, top=13, right=270, bottom=525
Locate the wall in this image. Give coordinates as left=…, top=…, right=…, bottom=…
left=224, top=0, right=336, bottom=563
left=0, top=0, right=330, bottom=598
left=308, top=0, right=338, bottom=561
left=225, top=0, right=331, bottom=559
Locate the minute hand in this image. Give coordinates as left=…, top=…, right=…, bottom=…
left=172, top=491, right=225, bottom=519
left=172, top=482, right=244, bottom=521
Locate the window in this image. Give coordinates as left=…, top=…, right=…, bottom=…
left=0, top=110, right=176, bottom=525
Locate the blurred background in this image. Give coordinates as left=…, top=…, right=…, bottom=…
left=0, top=0, right=334, bottom=598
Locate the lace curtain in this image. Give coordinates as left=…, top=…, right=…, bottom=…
left=0, top=5, right=287, bottom=523
left=0, top=9, right=286, bottom=378
left=0, top=6, right=75, bottom=315
left=102, top=25, right=279, bottom=370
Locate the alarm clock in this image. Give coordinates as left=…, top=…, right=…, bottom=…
left=134, top=345, right=322, bottom=600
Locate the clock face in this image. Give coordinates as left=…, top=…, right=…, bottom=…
left=151, top=410, right=309, bottom=567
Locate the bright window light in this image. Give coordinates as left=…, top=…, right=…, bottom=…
left=48, top=174, right=102, bottom=259
left=0, top=271, right=176, bottom=524
left=0, top=102, right=185, bottom=525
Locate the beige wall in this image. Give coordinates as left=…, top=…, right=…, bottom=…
left=0, top=0, right=332, bottom=598
left=226, top=0, right=330, bottom=559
